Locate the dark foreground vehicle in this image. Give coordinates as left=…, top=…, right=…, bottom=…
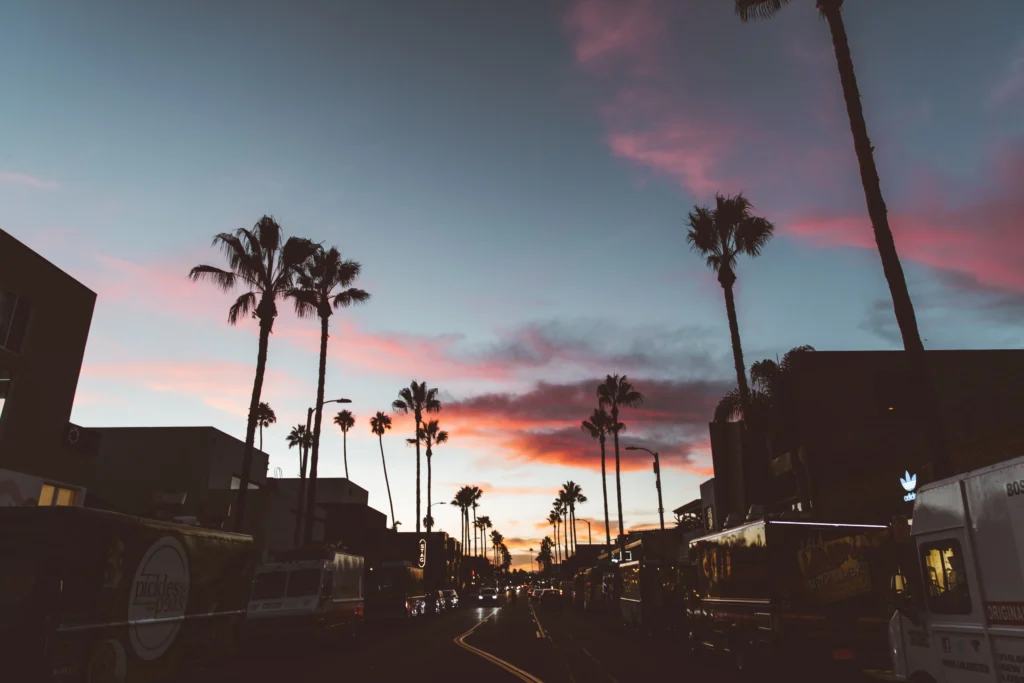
left=620, top=559, right=692, bottom=633
left=0, top=506, right=252, bottom=682
left=688, top=519, right=895, bottom=677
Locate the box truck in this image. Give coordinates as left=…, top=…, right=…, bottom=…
left=889, top=456, right=1024, bottom=682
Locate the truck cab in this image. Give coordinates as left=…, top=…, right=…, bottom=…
left=890, top=457, right=1024, bottom=683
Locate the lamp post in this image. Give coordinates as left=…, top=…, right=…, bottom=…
left=426, top=501, right=446, bottom=532
left=579, top=518, right=592, bottom=546
left=298, top=397, right=351, bottom=544
left=626, top=446, right=665, bottom=530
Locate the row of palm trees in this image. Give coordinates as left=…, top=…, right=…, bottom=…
left=545, top=481, right=587, bottom=564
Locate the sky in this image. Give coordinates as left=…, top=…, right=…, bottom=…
left=2, top=0, right=1023, bottom=569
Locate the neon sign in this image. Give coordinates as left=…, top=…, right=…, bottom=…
left=900, top=471, right=917, bottom=502
left=418, top=539, right=427, bottom=568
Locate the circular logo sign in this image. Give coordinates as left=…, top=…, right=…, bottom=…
left=128, top=536, right=190, bottom=661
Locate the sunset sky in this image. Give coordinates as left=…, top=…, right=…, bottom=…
left=2, top=1, right=1022, bottom=568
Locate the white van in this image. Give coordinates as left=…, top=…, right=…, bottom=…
left=247, top=549, right=364, bottom=637
left=890, top=456, right=1024, bottom=682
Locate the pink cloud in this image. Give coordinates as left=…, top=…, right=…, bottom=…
left=784, top=144, right=1024, bottom=293
left=81, top=360, right=304, bottom=418
left=0, top=170, right=59, bottom=190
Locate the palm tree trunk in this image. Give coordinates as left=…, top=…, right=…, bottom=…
left=600, top=439, right=612, bottom=548
left=343, top=431, right=348, bottom=480
left=472, top=506, right=477, bottom=557
left=570, top=505, right=576, bottom=555
left=304, top=316, right=331, bottom=543
left=378, top=434, right=396, bottom=529
left=612, top=409, right=625, bottom=557
left=719, top=272, right=751, bottom=422
left=426, top=448, right=433, bottom=532
left=821, top=2, right=950, bottom=479
left=259, top=424, right=263, bottom=453
left=295, top=444, right=308, bottom=545
left=236, top=314, right=273, bottom=532
left=414, top=410, right=422, bottom=533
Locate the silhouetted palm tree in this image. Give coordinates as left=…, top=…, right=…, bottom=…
left=370, top=412, right=396, bottom=531
left=291, top=246, right=370, bottom=542
left=686, top=194, right=773, bottom=422
left=582, top=408, right=614, bottom=549
left=286, top=423, right=313, bottom=544
left=392, top=381, right=442, bottom=533
left=256, top=402, right=276, bottom=452
left=333, top=409, right=356, bottom=479
left=547, top=511, right=560, bottom=564
left=556, top=498, right=570, bottom=560
left=734, top=0, right=948, bottom=477
left=470, top=486, right=482, bottom=556
left=189, top=216, right=316, bottom=530
left=452, top=486, right=475, bottom=552
left=478, top=516, right=492, bottom=559
left=561, top=481, right=586, bottom=554
left=412, top=420, right=449, bottom=533
left=598, top=375, right=645, bottom=555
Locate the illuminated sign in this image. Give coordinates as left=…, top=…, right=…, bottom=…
left=901, top=471, right=917, bottom=502
left=418, top=539, right=427, bottom=568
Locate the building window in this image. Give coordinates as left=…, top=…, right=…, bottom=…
left=38, top=484, right=78, bottom=507
left=230, top=476, right=260, bottom=490
left=921, top=538, right=972, bottom=615
left=0, top=288, right=32, bottom=354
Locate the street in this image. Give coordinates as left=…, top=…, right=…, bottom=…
left=206, top=595, right=889, bottom=683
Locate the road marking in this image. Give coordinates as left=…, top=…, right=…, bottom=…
left=454, top=611, right=545, bottom=683
left=535, top=630, right=541, bottom=638
left=529, top=604, right=547, bottom=640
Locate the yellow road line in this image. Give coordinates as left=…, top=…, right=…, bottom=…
left=529, top=604, right=547, bottom=640
left=453, top=611, right=545, bottom=683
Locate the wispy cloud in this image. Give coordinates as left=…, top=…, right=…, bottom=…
left=989, top=38, right=1024, bottom=109
left=0, top=170, right=59, bottom=190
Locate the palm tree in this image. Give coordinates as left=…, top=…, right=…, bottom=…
left=556, top=498, right=570, bottom=560
left=370, top=412, right=397, bottom=531
left=256, top=402, right=276, bottom=452
left=469, top=486, right=482, bottom=556
left=582, top=408, right=614, bottom=549
left=734, top=0, right=949, bottom=477
left=547, top=511, right=560, bottom=564
left=189, top=216, right=316, bottom=530
left=286, top=423, right=313, bottom=544
left=392, top=381, right=442, bottom=533
left=333, top=409, right=356, bottom=480
left=411, top=420, right=449, bottom=533
left=561, top=481, right=586, bottom=554
left=291, top=246, right=370, bottom=543
left=598, top=375, right=645, bottom=556
left=685, top=194, right=774, bottom=422
left=478, top=516, right=493, bottom=559
left=452, top=486, right=474, bottom=552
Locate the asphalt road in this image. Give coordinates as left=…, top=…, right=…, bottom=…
left=207, top=594, right=888, bottom=682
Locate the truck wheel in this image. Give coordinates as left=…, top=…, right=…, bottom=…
left=910, top=674, right=938, bottom=683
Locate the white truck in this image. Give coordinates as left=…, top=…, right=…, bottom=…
left=246, top=545, right=364, bottom=639
left=890, top=456, right=1024, bottom=683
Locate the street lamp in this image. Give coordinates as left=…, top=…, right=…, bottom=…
left=578, top=518, right=592, bottom=546
left=425, top=501, right=446, bottom=531
left=626, top=446, right=665, bottom=530
left=298, top=398, right=351, bottom=543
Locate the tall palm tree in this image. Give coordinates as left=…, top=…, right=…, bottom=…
left=686, top=194, right=774, bottom=422
left=452, top=486, right=474, bottom=552
left=556, top=498, right=570, bottom=560
left=370, top=412, right=396, bottom=531
left=286, top=424, right=313, bottom=545
left=256, top=402, right=276, bottom=452
left=469, top=486, right=482, bottom=556
left=582, top=408, right=614, bottom=549
left=478, top=516, right=492, bottom=559
left=189, top=216, right=316, bottom=530
left=392, top=381, right=442, bottom=533
left=598, top=375, right=645, bottom=556
left=547, top=511, right=560, bottom=564
left=561, top=481, right=587, bottom=555
left=734, top=0, right=948, bottom=477
left=410, top=420, right=449, bottom=532
left=333, top=409, right=356, bottom=480
left=291, top=246, right=370, bottom=543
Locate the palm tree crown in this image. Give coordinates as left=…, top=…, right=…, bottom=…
left=392, top=381, right=442, bottom=533
left=189, top=216, right=316, bottom=530
left=256, top=401, right=276, bottom=452
left=597, top=375, right=644, bottom=555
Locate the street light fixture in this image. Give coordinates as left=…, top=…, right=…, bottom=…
left=626, top=446, right=665, bottom=530
left=298, top=398, right=352, bottom=543
left=578, top=518, right=592, bottom=546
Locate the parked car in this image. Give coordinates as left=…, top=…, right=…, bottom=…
left=441, top=589, right=459, bottom=610
left=424, top=590, right=446, bottom=615
left=478, top=587, right=500, bottom=606
left=538, top=588, right=563, bottom=611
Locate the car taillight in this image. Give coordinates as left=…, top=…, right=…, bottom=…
left=405, top=600, right=411, bottom=612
